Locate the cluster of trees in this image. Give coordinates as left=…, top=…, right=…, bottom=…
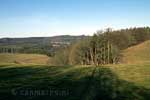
left=0, top=47, right=19, bottom=53
left=52, top=27, right=150, bottom=65
left=106, top=27, right=150, bottom=49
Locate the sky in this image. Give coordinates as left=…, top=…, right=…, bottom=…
left=0, top=0, right=150, bottom=38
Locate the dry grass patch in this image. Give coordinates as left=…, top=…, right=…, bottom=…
left=122, top=40, right=150, bottom=64
left=0, top=53, right=51, bottom=65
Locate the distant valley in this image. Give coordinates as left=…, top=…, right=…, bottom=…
left=0, top=35, right=87, bottom=55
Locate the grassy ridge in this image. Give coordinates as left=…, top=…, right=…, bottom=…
left=122, top=40, right=150, bottom=64
left=0, top=65, right=149, bottom=100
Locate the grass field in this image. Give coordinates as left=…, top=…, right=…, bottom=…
left=0, top=53, right=50, bottom=65
left=0, top=64, right=149, bottom=100
left=110, top=64, right=150, bottom=88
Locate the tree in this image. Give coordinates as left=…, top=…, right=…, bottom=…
left=69, top=38, right=91, bottom=65
left=52, top=48, right=70, bottom=65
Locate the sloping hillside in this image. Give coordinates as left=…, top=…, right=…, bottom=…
left=0, top=53, right=50, bottom=65
left=122, top=40, right=150, bottom=64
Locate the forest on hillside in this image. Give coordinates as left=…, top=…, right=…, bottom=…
left=52, top=27, right=150, bottom=65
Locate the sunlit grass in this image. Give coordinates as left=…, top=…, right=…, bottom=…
left=0, top=53, right=50, bottom=65
left=122, top=40, right=150, bottom=64
left=108, top=64, right=150, bottom=89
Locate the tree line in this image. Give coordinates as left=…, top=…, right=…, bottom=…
left=52, top=27, right=150, bottom=65
left=0, top=44, right=53, bottom=56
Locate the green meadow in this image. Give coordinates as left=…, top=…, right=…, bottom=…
left=0, top=64, right=149, bottom=100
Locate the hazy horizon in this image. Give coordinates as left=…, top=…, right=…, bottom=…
left=0, top=0, right=150, bottom=38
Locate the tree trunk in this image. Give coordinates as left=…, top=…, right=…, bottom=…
left=90, top=48, right=94, bottom=65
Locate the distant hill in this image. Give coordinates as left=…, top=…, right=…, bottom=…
left=121, top=40, right=150, bottom=64
left=0, top=35, right=87, bottom=55
left=0, top=35, right=86, bottom=46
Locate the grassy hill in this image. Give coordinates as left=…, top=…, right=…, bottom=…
left=0, top=53, right=50, bottom=65
left=121, top=40, right=150, bottom=64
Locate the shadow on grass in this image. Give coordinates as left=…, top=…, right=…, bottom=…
left=0, top=65, right=149, bottom=100
left=83, top=67, right=150, bottom=100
